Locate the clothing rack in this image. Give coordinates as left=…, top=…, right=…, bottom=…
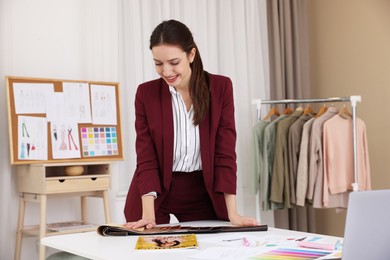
left=251, top=95, right=361, bottom=222
left=252, top=95, right=361, bottom=192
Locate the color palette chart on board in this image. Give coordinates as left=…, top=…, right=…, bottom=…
left=81, top=127, right=118, bottom=157
left=250, top=247, right=331, bottom=259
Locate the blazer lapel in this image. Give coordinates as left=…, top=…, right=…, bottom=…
left=161, top=81, right=174, bottom=191
left=199, top=110, right=212, bottom=190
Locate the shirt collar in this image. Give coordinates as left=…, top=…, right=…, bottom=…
left=168, top=85, right=177, bottom=94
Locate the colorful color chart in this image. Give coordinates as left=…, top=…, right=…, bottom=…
left=251, top=247, right=331, bottom=259
left=81, top=127, right=118, bottom=157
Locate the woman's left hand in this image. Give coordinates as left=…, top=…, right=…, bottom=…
left=224, top=193, right=259, bottom=226
left=228, top=213, right=259, bottom=227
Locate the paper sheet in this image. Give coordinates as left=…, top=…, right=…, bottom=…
left=18, top=116, right=48, bottom=160
left=13, top=82, right=54, bottom=114
left=62, top=82, right=92, bottom=123
left=51, top=120, right=81, bottom=159
left=90, top=84, right=117, bottom=125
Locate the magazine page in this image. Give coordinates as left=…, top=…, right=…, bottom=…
left=135, top=234, right=198, bottom=250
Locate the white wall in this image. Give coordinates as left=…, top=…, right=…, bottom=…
left=0, top=1, right=122, bottom=259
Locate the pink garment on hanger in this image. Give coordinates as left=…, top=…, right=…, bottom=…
left=323, top=115, right=371, bottom=207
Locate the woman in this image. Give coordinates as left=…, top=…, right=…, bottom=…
left=124, top=19, right=258, bottom=229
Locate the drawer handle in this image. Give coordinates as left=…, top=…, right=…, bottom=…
left=59, top=179, right=65, bottom=183
left=91, top=177, right=97, bottom=181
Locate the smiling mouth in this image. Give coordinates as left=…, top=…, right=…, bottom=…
left=165, top=75, right=178, bottom=84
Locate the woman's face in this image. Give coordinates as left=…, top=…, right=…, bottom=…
left=160, top=241, right=178, bottom=248
left=152, top=44, right=195, bottom=90
left=153, top=237, right=180, bottom=248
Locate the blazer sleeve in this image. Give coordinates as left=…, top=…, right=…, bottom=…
left=213, top=76, right=237, bottom=194
left=134, top=84, right=162, bottom=196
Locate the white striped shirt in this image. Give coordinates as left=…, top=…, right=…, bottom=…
left=169, top=86, right=202, bottom=172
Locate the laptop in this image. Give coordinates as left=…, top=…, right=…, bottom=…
left=342, top=189, right=390, bottom=260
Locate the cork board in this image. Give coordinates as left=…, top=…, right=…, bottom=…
left=6, top=76, right=124, bottom=164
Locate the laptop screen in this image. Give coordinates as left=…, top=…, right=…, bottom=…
left=342, top=190, right=390, bottom=260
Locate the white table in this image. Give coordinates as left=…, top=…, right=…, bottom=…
left=41, top=221, right=342, bottom=260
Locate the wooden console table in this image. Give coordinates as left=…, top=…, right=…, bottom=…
left=14, top=162, right=111, bottom=260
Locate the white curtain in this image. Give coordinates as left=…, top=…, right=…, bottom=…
left=0, top=1, right=269, bottom=259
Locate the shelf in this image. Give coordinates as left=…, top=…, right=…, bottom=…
left=15, top=162, right=111, bottom=260
left=21, top=224, right=98, bottom=237
left=16, top=162, right=111, bottom=194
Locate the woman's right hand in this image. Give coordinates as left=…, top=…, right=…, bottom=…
left=125, top=194, right=156, bottom=229
left=125, top=218, right=156, bottom=230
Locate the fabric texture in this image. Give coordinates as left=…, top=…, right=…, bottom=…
left=155, top=171, right=218, bottom=223
left=295, top=117, right=315, bottom=206
left=266, top=0, right=311, bottom=231
left=267, top=0, right=310, bottom=100
left=261, top=115, right=288, bottom=211
left=169, top=86, right=202, bottom=172
left=308, top=107, right=349, bottom=208
left=270, top=109, right=303, bottom=208
left=323, top=115, right=371, bottom=207
left=252, top=120, right=270, bottom=194
left=288, top=114, right=314, bottom=204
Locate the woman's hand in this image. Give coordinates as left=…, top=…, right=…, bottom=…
left=224, top=193, right=259, bottom=226
left=228, top=212, right=258, bottom=226
left=125, top=218, right=156, bottom=230
left=125, top=194, right=156, bottom=229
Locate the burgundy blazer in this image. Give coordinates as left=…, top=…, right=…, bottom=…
left=124, top=72, right=237, bottom=222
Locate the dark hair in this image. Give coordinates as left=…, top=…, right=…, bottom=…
left=150, top=19, right=209, bottom=125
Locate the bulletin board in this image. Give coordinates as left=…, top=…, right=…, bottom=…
left=6, top=76, right=124, bottom=165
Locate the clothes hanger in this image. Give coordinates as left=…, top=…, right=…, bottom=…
left=283, top=106, right=294, bottom=114
left=315, top=104, right=328, bottom=118
left=339, top=104, right=352, bottom=119
left=262, top=107, right=280, bottom=121
left=296, top=106, right=304, bottom=112
left=303, top=104, right=315, bottom=115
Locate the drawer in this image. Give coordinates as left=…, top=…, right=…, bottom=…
left=45, top=176, right=110, bottom=193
